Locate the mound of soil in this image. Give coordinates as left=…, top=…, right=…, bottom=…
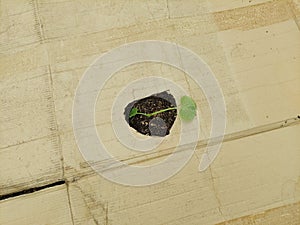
left=124, top=91, right=177, bottom=137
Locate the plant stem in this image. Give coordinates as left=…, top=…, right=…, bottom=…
left=136, top=107, right=177, bottom=117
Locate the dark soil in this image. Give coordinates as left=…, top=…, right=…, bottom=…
left=124, top=91, right=177, bottom=137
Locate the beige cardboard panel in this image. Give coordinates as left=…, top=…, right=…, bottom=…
left=68, top=124, right=300, bottom=225
left=0, top=0, right=298, bottom=188
left=0, top=73, right=55, bottom=148
left=212, top=1, right=292, bottom=31
left=208, top=0, right=273, bottom=12
left=0, top=44, right=51, bottom=149
left=169, top=0, right=297, bottom=29
left=45, top=13, right=222, bottom=74
left=0, top=0, right=43, bottom=53
left=218, top=20, right=300, bottom=124
left=167, top=0, right=286, bottom=19
left=216, top=202, right=300, bottom=225
left=51, top=68, right=83, bottom=132
left=69, top=156, right=222, bottom=225
left=68, top=180, right=107, bottom=225
left=182, top=19, right=300, bottom=132
left=44, top=19, right=207, bottom=74
left=219, top=21, right=300, bottom=73
left=61, top=131, right=94, bottom=180
left=0, top=136, right=62, bottom=196
left=0, top=70, right=63, bottom=194
left=0, top=0, right=299, bottom=224
left=167, top=0, right=209, bottom=18
left=0, top=71, right=63, bottom=194
left=0, top=45, right=49, bottom=83
left=0, top=185, right=73, bottom=225
left=210, top=124, right=300, bottom=218
left=289, top=0, right=300, bottom=43
left=0, top=46, right=62, bottom=192
left=38, top=0, right=168, bottom=40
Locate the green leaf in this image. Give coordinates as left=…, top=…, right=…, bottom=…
left=179, top=107, right=196, bottom=122
left=129, top=107, right=138, bottom=118
left=180, top=96, right=196, bottom=110
left=179, top=96, right=197, bottom=122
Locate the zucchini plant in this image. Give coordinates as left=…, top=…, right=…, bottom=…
left=129, top=95, right=196, bottom=122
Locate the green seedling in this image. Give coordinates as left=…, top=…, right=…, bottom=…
left=129, top=95, right=197, bottom=122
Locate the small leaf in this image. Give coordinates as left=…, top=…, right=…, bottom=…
left=179, top=107, right=196, bottom=122
left=180, top=96, right=196, bottom=110
left=129, top=107, right=138, bottom=118
left=179, top=96, right=197, bottom=122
